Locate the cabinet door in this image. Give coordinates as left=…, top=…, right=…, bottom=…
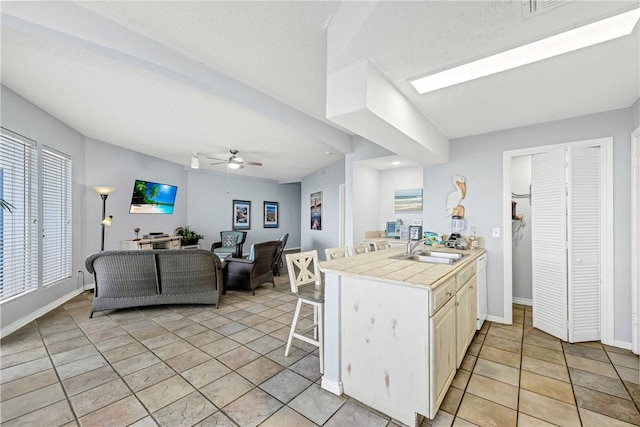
left=455, top=284, right=469, bottom=368
left=466, top=277, right=478, bottom=345
left=430, top=298, right=456, bottom=418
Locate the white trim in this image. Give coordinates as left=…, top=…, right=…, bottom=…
left=614, top=340, right=633, bottom=351
left=503, top=137, right=614, bottom=341
left=321, top=377, right=344, bottom=396
left=486, top=315, right=505, bottom=324
left=631, top=127, right=640, bottom=354
left=512, top=298, right=532, bottom=306
left=0, top=288, right=85, bottom=338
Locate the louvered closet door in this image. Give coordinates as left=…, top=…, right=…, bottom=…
left=531, top=149, right=568, bottom=341
left=567, top=147, right=601, bottom=342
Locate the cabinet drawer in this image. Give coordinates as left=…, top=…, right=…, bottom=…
left=432, top=276, right=456, bottom=315
left=456, top=263, right=476, bottom=290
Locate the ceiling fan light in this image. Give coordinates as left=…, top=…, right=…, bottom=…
left=190, top=153, right=200, bottom=169
left=228, top=162, right=241, bottom=170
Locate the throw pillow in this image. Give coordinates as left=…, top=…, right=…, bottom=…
left=223, top=234, right=237, bottom=247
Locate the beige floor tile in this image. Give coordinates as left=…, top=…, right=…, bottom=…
left=478, top=345, right=521, bottom=369
left=288, top=384, right=346, bottom=426
left=1, top=356, right=53, bottom=384
left=217, top=346, right=261, bottom=370
left=473, top=358, right=520, bottom=386
left=518, top=389, right=580, bottom=427
left=69, top=378, right=132, bottom=417
left=182, top=358, right=231, bottom=389
left=562, top=342, right=609, bottom=362
left=440, top=385, right=464, bottom=415
left=573, top=385, right=640, bottom=425
left=236, top=356, right=284, bottom=385
left=102, top=342, right=147, bottom=364
left=522, top=334, right=563, bottom=352
left=153, top=340, right=195, bottom=360
left=1, top=399, right=75, bottom=427
left=0, top=383, right=66, bottom=423
left=324, top=399, right=388, bottom=427
left=224, top=387, right=283, bottom=427
left=521, top=355, right=570, bottom=383
left=482, top=335, right=522, bottom=354
left=199, top=337, right=241, bottom=357
left=616, top=365, right=640, bottom=384
left=517, top=413, right=556, bottom=427
left=568, top=367, right=630, bottom=399
left=165, top=348, right=211, bottom=373
left=520, top=371, right=575, bottom=404
left=78, top=395, right=148, bottom=427
left=200, top=371, right=255, bottom=408
left=460, top=354, right=477, bottom=372
left=152, top=391, right=216, bottom=426
left=185, top=330, right=224, bottom=347
left=228, top=327, right=265, bottom=344
left=451, top=368, right=471, bottom=390
left=578, top=407, right=638, bottom=427
left=0, top=369, right=59, bottom=401
left=123, top=362, right=175, bottom=393
left=522, top=344, right=565, bottom=365
left=565, top=354, right=618, bottom=379
left=466, top=373, right=519, bottom=409
left=604, top=344, right=638, bottom=357
left=609, top=352, right=640, bottom=369
left=112, top=352, right=161, bottom=377
left=486, top=326, right=522, bottom=343
left=260, top=405, right=318, bottom=427
left=136, top=375, right=195, bottom=413
left=456, top=393, right=517, bottom=427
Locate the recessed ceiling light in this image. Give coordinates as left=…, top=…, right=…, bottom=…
left=392, top=161, right=402, bottom=166
left=325, top=151, right=334, bottom=156
left=410, top=8, right=640, bottom=94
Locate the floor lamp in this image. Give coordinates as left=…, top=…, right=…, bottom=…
left=93, top=186, right=115, bottom=251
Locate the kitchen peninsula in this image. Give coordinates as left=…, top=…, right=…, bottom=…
left=319, top=246, right=486, bottom=426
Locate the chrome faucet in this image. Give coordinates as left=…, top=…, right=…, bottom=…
left=406, top=237, right=428, bottom=255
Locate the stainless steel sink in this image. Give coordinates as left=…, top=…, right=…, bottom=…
left=390, top=251, right=465, bottom=264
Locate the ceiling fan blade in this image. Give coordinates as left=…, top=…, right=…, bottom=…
left=242, top=161, right=262, bottom=166
left=208, top=161, right=227, bottom=166
left=205, top=156, right=227, bottom=162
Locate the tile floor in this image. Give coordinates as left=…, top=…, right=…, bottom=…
left=1, top=277, right=639, bottom=426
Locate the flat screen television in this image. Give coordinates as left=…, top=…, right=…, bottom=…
left=129, top=179, right=178, bottom=214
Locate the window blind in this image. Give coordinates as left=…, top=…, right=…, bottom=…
left=42, top=147, right=72, bottom=286
left=0, top=130, right=38, bottom=301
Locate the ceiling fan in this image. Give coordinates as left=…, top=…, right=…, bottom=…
left=207, top=150, right=263, bottom=169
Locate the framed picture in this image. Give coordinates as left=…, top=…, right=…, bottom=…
left=310, top=191, right=322, bottom=230
left=409, top=225, right=423, bottom=241
left=263, top=201, right=278, bottom=228
left=394, top=188, right=423, bottom=212
left=232, top=200, right=251, bottom=230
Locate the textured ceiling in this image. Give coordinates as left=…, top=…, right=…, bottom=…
left=1, top=1, right=638, bottom=181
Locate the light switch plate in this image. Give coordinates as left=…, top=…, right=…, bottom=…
left=492, top=227, right=501, bottom=238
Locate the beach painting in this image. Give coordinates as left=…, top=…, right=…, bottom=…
left=394, top=188, right=423, bottom=212
left=310, top=191, right=322, bottom=230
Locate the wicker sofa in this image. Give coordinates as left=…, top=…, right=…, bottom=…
left=85, top=249, right=223, bottom=318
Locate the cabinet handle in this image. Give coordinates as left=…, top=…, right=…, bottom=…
left=456, top=302, right=460, bottom=306
left=446, top=292, right=452, bottom=297
left=470, top=286, right=474, bottom=290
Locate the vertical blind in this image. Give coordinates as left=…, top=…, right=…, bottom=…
left=0, top=130, right=38, bottom=301
left=0, top=129, right=73, bottom=302
left=42, top=147, right=72, bottom=285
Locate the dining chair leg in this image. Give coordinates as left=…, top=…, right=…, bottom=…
left=285, top=298, right=303, bottom=356
left=313, top=305, right=318, bottom=340
left=318, top=303, right=324, bottom=374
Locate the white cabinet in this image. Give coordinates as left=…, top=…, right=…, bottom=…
left=119, top=236, right=181, bottom=250
left=430, top=298, right=456, bottom=415
left=455, top=276, right=478, bottom=368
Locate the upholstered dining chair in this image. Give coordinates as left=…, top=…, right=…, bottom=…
left=272, top=233, right=289, bottom=276
left=224, top=240, right=280, bottom=295
left=211, top=231, right=247, bottom=259
left=284, top=250, right=324, bottom=373
left=350, top=243, right=370, bottom=256
left=324, top=246, right=350, bottom=261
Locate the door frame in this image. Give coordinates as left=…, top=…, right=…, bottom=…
left=502, top=137, right=614, bottom=344
left=632, top=127, right=639, bottom=354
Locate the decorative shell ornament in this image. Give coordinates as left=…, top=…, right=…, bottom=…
left=446, top=175, right=466, bottom=217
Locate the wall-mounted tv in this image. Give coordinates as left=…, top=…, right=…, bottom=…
left=129, top=179, right=178, bottom=214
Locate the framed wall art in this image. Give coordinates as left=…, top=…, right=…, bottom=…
left=394, top=188, right=423, bottom=212
left=263, top=201, right=278, bottom=228
left=310, top=191, right=322, bottom=230
left=232, top=200, right=251, bottom=230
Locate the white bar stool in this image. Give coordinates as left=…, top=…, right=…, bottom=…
left=284, top=250, right=324, bottom=373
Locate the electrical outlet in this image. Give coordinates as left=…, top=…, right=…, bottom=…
left=492, top=227, right=501, bottom=238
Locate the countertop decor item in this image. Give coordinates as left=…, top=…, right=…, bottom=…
left=446, top=175, right=466, bottom=217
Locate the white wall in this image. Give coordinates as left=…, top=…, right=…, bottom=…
left=301, top=159, right=345, bottom=257
left=187, top=170, right=300, bottom=253
left=352, top=163, right=380, bottom=242
left=423, top=107, right=635, bottom=343
left=511, top=155, right=532, bottom=302
left=1, top=86, right=86, bottom=332
left=379, top=167, right=424, bottom=233
left=84, top=138, right=188, bottom=254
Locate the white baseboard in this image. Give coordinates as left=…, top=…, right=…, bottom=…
left=321, top=377, right=343, bottom=396
left=512, top=298, right=532, bottom=306
left=486, top=315, right=505, bottom=324
left=613, top=339, right=633, bottom=351
left=1, top=288, right=85, bottom=338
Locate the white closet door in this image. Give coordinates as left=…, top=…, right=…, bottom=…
left=531, top=150, right=568, bottom=340
left=567, top=147, right=601, bottom=342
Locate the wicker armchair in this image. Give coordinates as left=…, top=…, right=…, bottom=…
left=224, top=240, right=280, bottom=295
left=211, top=231, right=247, bottom=259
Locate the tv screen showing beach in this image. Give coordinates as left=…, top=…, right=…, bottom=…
left=129, top=180, right=177, bottom=214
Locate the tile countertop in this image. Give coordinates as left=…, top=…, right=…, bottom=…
left=319, top=246, right=486, bottom=290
